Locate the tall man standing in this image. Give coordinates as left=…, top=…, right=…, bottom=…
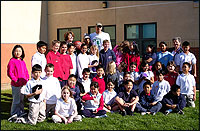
left=90, top=22, right=112, bottom=51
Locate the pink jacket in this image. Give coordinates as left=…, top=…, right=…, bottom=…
left=46, top=50, right=64, bottom=80
left=7, top=58, right=29, bottom=87
left=60, top=54, right=73, bottom=80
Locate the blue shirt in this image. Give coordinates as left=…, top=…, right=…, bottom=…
left=156, top=51, right=173, bottom=67
left=139, top=90, right=156, bottom=108
left=118, top=90, right=138, bottom=103
left=99, top=49, right=116, bottom=70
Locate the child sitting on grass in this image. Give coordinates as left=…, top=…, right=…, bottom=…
left=52, top=86, right=82, bottom=124
left=152, top=70, right=170, bottom=103
left=67, top=74, right=82, bottom=113
left=81, top=81, right=107, bottom=118
left=113, top=80, right=139, bottom=116
left=102, top=79, right=117, bottom=112
left=162, top=84, right=186, bottom=115
left=137, top=81, right=162, bottom=115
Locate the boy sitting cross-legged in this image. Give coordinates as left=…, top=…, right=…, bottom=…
left=113, top=79, right=139, bottom=116
left=137, top=81, right=162, bottom=115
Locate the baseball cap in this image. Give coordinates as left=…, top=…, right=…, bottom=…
left=96, top=22, right=103, bottom=27
left=84, top=33, right=90, bottom=39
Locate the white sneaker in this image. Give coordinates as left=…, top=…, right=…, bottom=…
left=95, top=116, right=100, bottom=118
left=141, top=112, right=146, bottom=115
left=98, top=114, right=108, bottom=118
left=8, top=114, right=17, bottom=122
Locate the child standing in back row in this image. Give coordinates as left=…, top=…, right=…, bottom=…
left=7, top=45, right=29, bottom=117
left=46, top=40, right=64, bottom=84
left=31, top=41, right=47, bottom=78
left=175, top=41, right=197, bottom=77
left=88, top=45, right=99, bottom=79
left=60, top=41, right=73, bottom=87
left=77, top=44, right=90, bottom=78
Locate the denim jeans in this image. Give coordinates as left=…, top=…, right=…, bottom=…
left=11, top=86, right=24, bottom=116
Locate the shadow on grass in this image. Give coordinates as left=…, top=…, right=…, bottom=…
left=1, top=93, right=30, bottom=120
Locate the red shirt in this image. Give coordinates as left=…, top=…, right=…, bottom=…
left=46, top=50, right=64, bottom=80
left=82, top=92, right=104, bottom=112
left=164, top=72, right=178, bottom=86
left=124, top=53, right=140, bottom=72
left=153, top=70, right=157, bottom=82
left=60, top=54, right=73, bottom=80
left=92, top=76, right=106, bottom=94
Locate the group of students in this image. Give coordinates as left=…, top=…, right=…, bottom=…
left=7, top=32, right=197, bottom=125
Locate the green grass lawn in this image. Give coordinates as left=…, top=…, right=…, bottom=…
left=1, top=89, right=199, bottom=130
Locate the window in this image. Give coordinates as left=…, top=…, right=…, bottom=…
left=125, top=23, right=157, bottom=56
left=88, top=25, right=116, bottom=48
left=57, top=27, right=81, bottom=42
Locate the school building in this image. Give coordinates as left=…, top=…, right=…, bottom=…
left=1, top=1, right=199, bottom=89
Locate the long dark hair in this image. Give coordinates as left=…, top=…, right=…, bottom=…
left=12, top=45, right=25, bottom=60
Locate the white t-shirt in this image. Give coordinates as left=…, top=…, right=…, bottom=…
left=31, top=52, right=47, bottom=78
left=152, top=79, right=170, bottom=102
left=175, top=52, right=196, bottom=71
left=88, top=54, right=99, bottom=73
left=55, top=97, right=77, bottom=117
left=23, top=78, right=47, bottom=103
left=78, top=78, right=91, bottom=93
left=69, top=53, right=77, bottom=75
left=43, top=76, right=61, bottom=104
left=90, top=32, right=112, bottom=51
left=176, top=73, right=196, bottom=95
left=130, top=71, right=139, bottom=82
left=77, top=53, right=90, bottom=78
left=138, top=71, right=154, bottom=94
left=102, top=89, right=117, bottom=105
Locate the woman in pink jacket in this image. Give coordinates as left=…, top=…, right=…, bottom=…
left=7, top=45, right=29, bottom=117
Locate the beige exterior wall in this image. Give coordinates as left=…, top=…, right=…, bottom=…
left=47, top=1, right=199, bottom=47
left=1, top=1, right=42, bottom=87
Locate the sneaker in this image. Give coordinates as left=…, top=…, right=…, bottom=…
left=165, top=110, right=170, bottom=115
left=19, top=112, right=27, bottom=117
left=151, top=112, right=156, bottom=116
left=126, top=110, right=134, bottom=116
left=8, top=114, right=18, bottom=122
left=95, top=116, right=100, bottom=118
left=17, top=117, right=26, bottom=124
left=81, top=115, right=86, bottom=118
left=120, top=110, right=127, bottom=116
left=141, top=112, right=147, bottom=115
left=177, top=110, right=184, bottom=115
left=98, top=114, right=108, bottom=118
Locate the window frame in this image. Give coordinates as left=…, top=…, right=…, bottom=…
left=57, top=27, right=81, bottom=42
left=124, top=22, right=157, bottom=56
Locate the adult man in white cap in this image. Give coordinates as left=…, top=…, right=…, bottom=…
left=90, top=22, right=112, bottom=51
